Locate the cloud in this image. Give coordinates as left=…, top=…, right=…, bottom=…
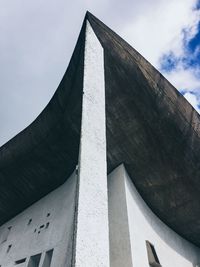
left=120, top=0, right=200, bottom=112
left=0, top=0, right=200, bottom=146
left=164, top=66, right=200, bottom=92
left=184, top=92, right=200, bottom=113
left=121, top=0, right=199, bottom=67
left=164, top=64, right=200, bottom=112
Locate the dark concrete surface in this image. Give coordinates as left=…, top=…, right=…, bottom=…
left=0, top=18, right=85, bottom=225
left=0, top=12, right=200, bottom=247
left=88, top=13, right=200, bottom=247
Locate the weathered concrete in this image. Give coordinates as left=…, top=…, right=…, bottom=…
left=108, top=164, right=200, bottom=267
left=74, top=21, right=109, bottom=267
left=0, top=11, right=200, bottom=249
left=87, top=13, right=200, bottom=246
left=0, top=171, right=77, bottom=267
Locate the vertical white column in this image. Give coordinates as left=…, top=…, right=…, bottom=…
left=74, top=21, right=109, bottom=267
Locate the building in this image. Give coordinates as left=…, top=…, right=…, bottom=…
left=0, top=11, right=200, bottom=267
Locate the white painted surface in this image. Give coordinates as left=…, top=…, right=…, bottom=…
left=108, top=164, right=200, bottom=267
left=74, top=20, right=109, bottom=267
left=108, top=166, right=133, bottom=267
left=0, top=171, right=77, bottom=267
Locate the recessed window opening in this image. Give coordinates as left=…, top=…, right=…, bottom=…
left=28, top=219, right=32, bottom=225
left=146, top=241, right=161, bottom=267
left=45, top=222, right=50, bottom=229
left=15, top=258, right=26, bottom=265
left=27, top=253, right=41, bottom=267
left=42, top=249, right=54, bottom=267
left=1, top=226, right=12, bottom=243
left=7, top=244, right=12, bottom=253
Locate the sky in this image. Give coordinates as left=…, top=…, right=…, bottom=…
left=0, top=0, right=200, bottom=146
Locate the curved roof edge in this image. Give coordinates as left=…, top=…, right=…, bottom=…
left=0, top=12, right=200, bottom=247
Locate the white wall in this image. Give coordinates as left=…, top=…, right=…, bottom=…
left=0, top=171, right=77, bottom=267
left=108, top=164, right=133, bottom=267
left=74, top=20, right=109, bottom=267
left=1, top=162, right=199, bottom=267
left=108, top=164, right=200, bottom=267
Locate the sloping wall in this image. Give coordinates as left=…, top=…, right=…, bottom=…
left=0, top=171, right=77, bottom=267
left=108, top=164, right=200, bottom=267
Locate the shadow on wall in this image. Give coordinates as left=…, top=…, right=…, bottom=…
left=124, top=166, right=200, bottom=266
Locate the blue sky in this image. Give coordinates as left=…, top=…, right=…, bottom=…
left=160, top=21, right=200, bottom=110
left=121, top=0, right=200, bottom=112
left=0, top=0, right=200, bottom=145
left=158, top=0, right=200, bottom=112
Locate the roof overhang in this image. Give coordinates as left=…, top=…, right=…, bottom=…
left=0, top=12, right=200, bottom=247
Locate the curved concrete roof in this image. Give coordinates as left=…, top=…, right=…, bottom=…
left=0, top=20, right=85, bottom=224
left=0, top=12, right=200, bottom=247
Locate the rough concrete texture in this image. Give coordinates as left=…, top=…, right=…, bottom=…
left=1, top=10, right=200, bottom=259
left=108, top=164, right=200, bottom=267
left=74, top=21, right=109, bottom=267
left=0, top=171, right=77, bottom=267
left=87, top=13, right=200, bottom=246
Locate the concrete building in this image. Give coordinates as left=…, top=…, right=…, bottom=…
left=0, top=12, right=200, bottom=267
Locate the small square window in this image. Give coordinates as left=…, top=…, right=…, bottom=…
left=1, top=226, right=12, bottom=243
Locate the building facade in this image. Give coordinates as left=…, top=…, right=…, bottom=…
left=0, top=12, right=200, bottom=267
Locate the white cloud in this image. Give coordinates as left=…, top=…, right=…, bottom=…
left=184, top=92, right=200, bottom=112
left=164, top=66, right=200, bottom=92
left=120, top=0, right=200, bottom=114
left=164, top=65, right=200, bottom=113
left=121, top=0, right=199, bottom=67
left=0, top=0, right=200, bottom=145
